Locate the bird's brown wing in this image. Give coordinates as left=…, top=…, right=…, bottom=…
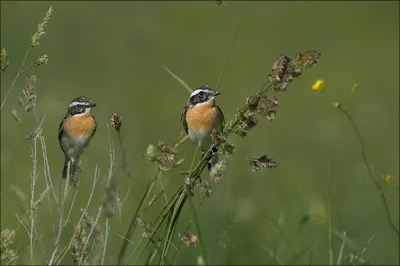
left=181, top=104, right=189, bottom=134
left=216, top=106, right=225, bottom=130
left=58, top=114, right=69, bottom=152
left=90, top=115, right=97, bottom=139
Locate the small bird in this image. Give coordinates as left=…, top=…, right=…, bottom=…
left=58, top=96, right=97, bottom=182
left=181, top=85, right=224, bottom=171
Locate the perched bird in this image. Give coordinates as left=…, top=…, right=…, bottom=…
left=58, top=96, right=97, bottom=182
left=181, top=85, right=224, bottom=171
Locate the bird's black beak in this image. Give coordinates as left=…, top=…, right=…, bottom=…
left=91, top=103, right=97, bottom=108
left=214, top=91, right=222, bottom=96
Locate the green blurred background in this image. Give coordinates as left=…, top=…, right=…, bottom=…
left=1, top=1, right=399, bottom=265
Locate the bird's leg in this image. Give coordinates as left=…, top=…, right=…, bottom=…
left=69, top=157, right=82, bottom=188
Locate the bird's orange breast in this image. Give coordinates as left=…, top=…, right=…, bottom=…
left=186, top=101, right=221, bottom=131
left=63, top=112, right=96, bottom=138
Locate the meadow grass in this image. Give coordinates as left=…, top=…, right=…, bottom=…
left=1, top=4, right=399, bottom=266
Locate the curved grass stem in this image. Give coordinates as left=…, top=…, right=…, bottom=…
left=339, top=107, right=399, bottom=236
left=1, top=47, right=31, bottom=110
left=188, top=198, right=208, bottom=265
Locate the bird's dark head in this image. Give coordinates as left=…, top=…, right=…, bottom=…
left=189, top=85, right=222, bottom=106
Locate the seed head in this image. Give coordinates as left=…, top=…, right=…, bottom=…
left=293, top=50, right=321, bottom=69
left=265, top=110, right=276, bottom=121
left=111, top=113, right=123, bottom=132
left=267, top=50, right=321, bottom=91
left=26, top=126, right=42, bottom=140
left=31, top=6, right=53, bottom=47
left=179, top=232, right=198, bottom=247
left=11, top=109, right=22, bottom=122
left=19, top=75, right=37, bottom=112
left=209, top=160, right=227, bottom=184
left=144, top=142, right=183, bottom=172
left=248, top=154, right=279, bottom=171
left=33, top=54, right=48, bottom=67
left=195, top=179, right=212, bottom=197
left=236, top=111, right=258, bottom=131
left=1, top=48, right=9, bottom=72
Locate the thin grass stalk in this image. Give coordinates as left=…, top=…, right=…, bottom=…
left=29, top=137, right=38, bottom=264
left=158, top=145, right=223, bottom=264
left=32, top=112, right=58, bottom=236
left=48, top=162, right=71, bottom=265
left=265, top=215, right=296, bottom=254
left=101, top=218, right=110, bottom=265
left=170, top=222, right=192, bottom=264
left=133, top=186, right=184, bottom=264
left=328, top=161, right=333, bottom=266
left=338, top=107, right=399, bottom=236
left=215, top=9, right=245, bottom=90
left=79, top=204, right=103, bottom=265
left=56, top=164, right=100, bottom=264
left=100, top=125, right=116, bottom=265
left=125, top=238, right=143, bottom=266
left=62, top=188, right=79, bottom=228
left=117, top=171, right=161, bottom=264
left=133, top=206, right=174, bottom=264
left=1, top=47, right=31, bottom=110
left=336, top=231, right=346, bottom=265
left=188, top=198, right=208, bottom=264
left=160, top=191, right=187, bottom=265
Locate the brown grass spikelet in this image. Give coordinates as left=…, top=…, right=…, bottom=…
left=248, top=154, right=279, bottom=171
left=236, top=111, right=258, bottom=132
left=256, top=95, right=278, bottom=117
left=136, top=217, right=154, bottom=238
left=209, top=160, right=227, bottom=184
left=19, top=75, right=37, bottom=112
left=1, top=48, right=9, bottom=72
left=245, top=90, right=263, bottom=112
left=178, top=232, right=198, bottom=247
left=267, top=50, right=321, bottom=91
left=195, top=179, right=212, bottom=197
left=145, top=141, right=184, bottom=172
left=11, top=109, right=22, bottom=122
left=211, top=128, right=227, bottom=144
left=1, top=228, right=18, bottom=265
left=31, top=6, right=53, bottom=47
left=25, top=126, right=42, bottom=140
left=210, top=129, right=236, bottom=156
left=183, top=177, right=196, bottom=196
left=71, top=221, right=88, bottom=264
left=265, top=110, right=276, bottom=121
left=293, top=50, right=321, bottom=69
left=71, top=210, right=100, bottom=265
left=111, top=113, right=123, bottom=132
left=267, top=54, right=291, bottom=85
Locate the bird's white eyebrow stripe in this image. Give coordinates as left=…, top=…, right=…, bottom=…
left=190, top=89, right=213, bottom=97
left=69, top=101, right=90, bottom=107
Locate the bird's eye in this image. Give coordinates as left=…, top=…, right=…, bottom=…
left=199, top=91, right=204, bottom=96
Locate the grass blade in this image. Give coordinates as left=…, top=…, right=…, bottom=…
left=188, top=197, right=208, bottom=265
left=162, top=65, right=193, bottom=94
left=215, top=9, right=245, bottom=90
left=117, top=173, right=160, bottom=264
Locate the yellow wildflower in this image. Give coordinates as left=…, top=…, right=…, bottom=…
left=382, top=174, right=393, bottom=183
left=312, top=79, right=324, bottom=91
